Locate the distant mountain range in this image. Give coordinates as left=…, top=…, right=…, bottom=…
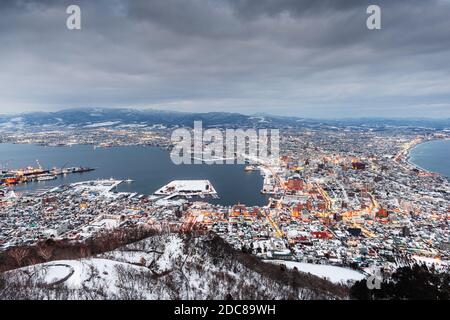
left=0, top=108, right=298, bottom=129
left=0, top=108, right=449, bottom=130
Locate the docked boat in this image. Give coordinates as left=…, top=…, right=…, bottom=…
left=65, top=167, right=95, bottom=173
left=37, top=174, right=57, bottom=181
left=2, top=177, right=19, bottom=185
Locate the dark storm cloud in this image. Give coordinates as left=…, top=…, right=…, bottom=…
left=0, top=0, right=449, bottom=117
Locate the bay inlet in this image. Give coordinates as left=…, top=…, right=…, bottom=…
left=408, top=139, right=450, bottom=177
left=0, top=144, right=268, bottom=206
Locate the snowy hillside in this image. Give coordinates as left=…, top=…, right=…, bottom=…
left=0, top=233, right=348, bottom=300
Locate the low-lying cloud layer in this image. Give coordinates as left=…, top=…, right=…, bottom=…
left=1, top=0, right=449, bottom=117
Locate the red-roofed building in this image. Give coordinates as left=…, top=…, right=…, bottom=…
left=311, top=231, right=331, bottom=239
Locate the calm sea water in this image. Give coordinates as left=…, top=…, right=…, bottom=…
left=409, top=139, right=450, bottom=177
left=0, top=144, right=268, bottom=206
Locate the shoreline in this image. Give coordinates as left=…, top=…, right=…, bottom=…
left=404, top=138, right=449, bottom=177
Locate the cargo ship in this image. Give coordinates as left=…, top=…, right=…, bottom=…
left=50, top=166, right=95, bottom=175
left=64, top=167, right=95, bottom=174
left=14, top=167, right=49, bottom=177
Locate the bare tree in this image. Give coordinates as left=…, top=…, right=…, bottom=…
left=8, top=247, right=29, bottom=267
left=37, top=245, right=54, bottom=261
left=79, top=245, right=90, bottom=258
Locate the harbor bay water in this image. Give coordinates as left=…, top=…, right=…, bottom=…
left=0, top=144, right=268, bottom=206
left=409, top=140, right=450, bottom=177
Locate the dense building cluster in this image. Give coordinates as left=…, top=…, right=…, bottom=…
left=1, top=125, right=449, bottom=277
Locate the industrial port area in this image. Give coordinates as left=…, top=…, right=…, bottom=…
left=0, top=123, right=449, bottom=284
left=0, top=164, right=94, bottom=185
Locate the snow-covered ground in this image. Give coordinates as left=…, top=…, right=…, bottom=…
left=38, top=264, right=74, bottom=285
left=71, top=179, right=123, bottom=196
left=6, top=235, right=203, bottom=299
left=267, top=260, right=365, bottom=284
left=16, top=259, right=143, bottom=287
left=154, top=180, right=217, bottom=196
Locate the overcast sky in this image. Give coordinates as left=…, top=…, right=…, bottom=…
left=1, top=0, right=450, bottom=118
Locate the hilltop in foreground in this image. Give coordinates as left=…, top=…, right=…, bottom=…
left=0, top=233, right=348, bottom=300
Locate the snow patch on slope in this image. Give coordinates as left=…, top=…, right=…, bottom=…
left=268, top=260, right=365, bottom=284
